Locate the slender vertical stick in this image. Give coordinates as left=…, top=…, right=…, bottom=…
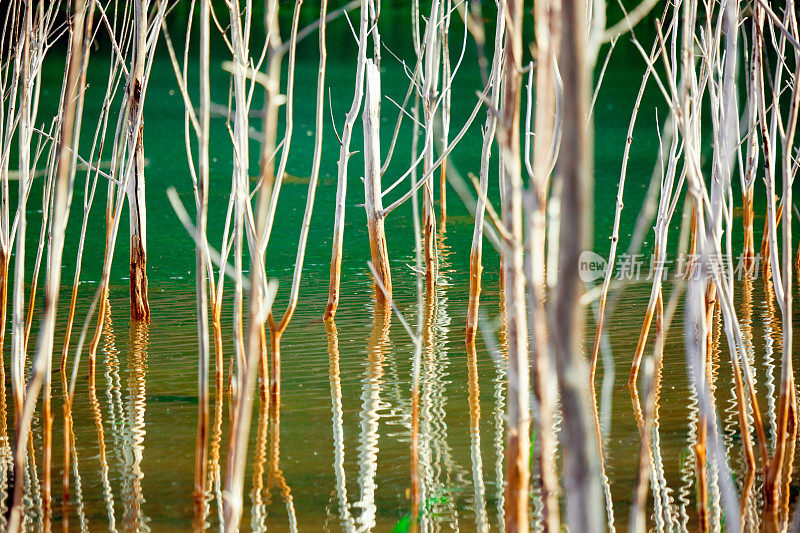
left=527, top=0, right=562, bottom=528
left=420, top=0, right=441, bottom=286
left=438, top=0, right=451, bottom=220
left=551, top=0, right=605, bottom=529
left=9, top=0, right=93, bottom=528
left=268, top=0, right=328, bottom=402
left=127, top=0, right=150, bottom=322
left=496, top=0, right=531, bottom=530
left=363, top=60, right=391, bottom=297
left=193, top=0, right=211, bottom=519
left=324, top=0, right=368, bottom=319
left=465, top=7, right=504, bottom=341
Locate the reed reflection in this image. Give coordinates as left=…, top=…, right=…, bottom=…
left=738, top=272, right=757, bottom=530
left=465, top=339, right=488, bottom=532
left=355, top=297, right=390, bottom=530
left=122, top=320, right=149, bottom=531
left=101, top=299, right=126, bottom=519
left=0, top=338, right=10, bottom=531
left=265, top=391, right=297, bottom=530
left=416, top=283, right=437, bottom=532
left=325, top=318, right=356, bottom=531
left=88, top=357, right=116, bottom=530
left=204, top=376, right=225, bottom=529
left=250, top=399, right=268, bottom=531
left=628, top=290, right=678, bottom=531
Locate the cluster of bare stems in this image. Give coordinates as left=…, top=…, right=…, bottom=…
left=0, top=0, right=798, bottom=531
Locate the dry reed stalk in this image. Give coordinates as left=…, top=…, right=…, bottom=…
left=762, top=3, right=798, bottom=523
left=525, top=0, right=562, bottom=527
left=267, top=0, right=328, bottom=402
left=225, top=0, right=252, bottom=408
left=660, top=0, right=742, bottom=523
left=324, top=0, right=369, bottom=319
left=221, top=0, right=301, bottom=527
left=10, top=0, right=35, bottom=427
left=259, top=0, right=281, bottom=187
left=89, top=0, right=166, bottom=372
left=9, top=0, right=94, bottom=528
left=193, top=0, right=212, bottom=519
left=495, top=0, right=531, bottom=530
left=60, top=0, right=129, bottom=396
left=60, top=92, right=118, bottom=372
left=438, top=0, right=451, bottom=220
left=465, top=7, right=504, bottom=342
left=549, top=0, right=606, bottom=529
left=0, top=1, right=20, bottom=378
left=420, top=0, right=441, bottom=286
left=741, top=9, right=763, bottom=271
left=221, top=0, right=258, bottom=526
left=159, top=2, right=218, bottom=522
left=589, top=17, right=669, bottom=381
left=23, top=151, right=55, bottom=357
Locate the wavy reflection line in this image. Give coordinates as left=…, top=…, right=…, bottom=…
left=428, top=265, right=464, bottom=529
left=267, top=403, right=298, bottom=532
left=0, top=344, right=10, bottom=531
left=778, top=379, right=796, bottom=530
left=739, top=273, right=758, bottom=530
left=88, top=360, right=116, bottom=529
left=677, top=359, right=700, bottom=529
left=417, top=284, right=438, bottom=532
left=762, top=276, right=778, bottom=448
left=122, top=321, right=149, bottom=532
left=354, top=298, right=390, bottom=530
left=250, top=399, right=269, bottom=531
left=60, top=374, right=72, bottom=533
left=326, top=319, right=356, bottom=532
left=708, top=302, right=723, bottom=529
left=466, top=340, right=488, bottom=532
left=494, top=288, right=508, bottom=530
left=207, top=381, right=224, bottom=528
left=69, top=414, right=88, bottom=533
left=629, top=327, right=677, bottom=533
left=25, top=432, right=43, bottom=529
left=101, top=299, right=126, bottom=500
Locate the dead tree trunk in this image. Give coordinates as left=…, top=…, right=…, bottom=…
left=363, top=60, right=391, bottom=297
left=127, top=0, right=150, bottom=322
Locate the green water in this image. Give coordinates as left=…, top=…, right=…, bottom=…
left=4, top=4, right=800, bottom=532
